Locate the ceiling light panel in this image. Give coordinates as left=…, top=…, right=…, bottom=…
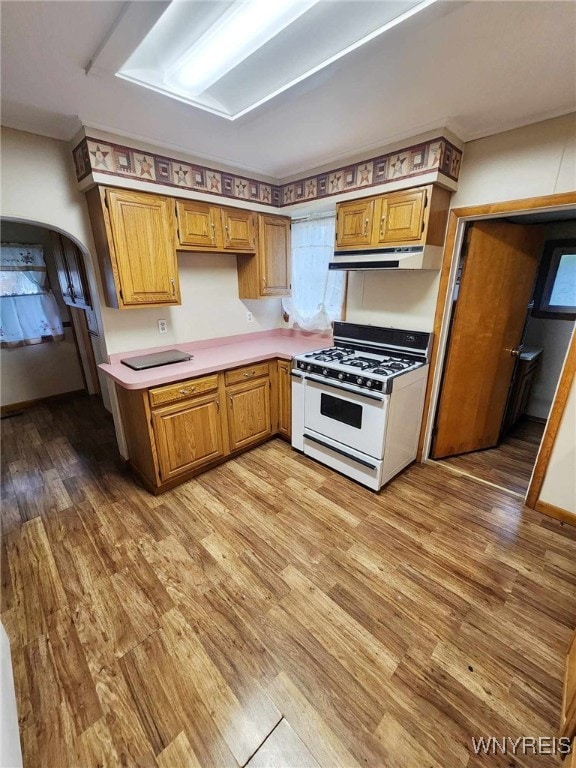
left=116, top=0, right=437, bottom=120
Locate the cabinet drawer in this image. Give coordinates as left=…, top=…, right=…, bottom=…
left=149, top=374, right=219, bottom=407
left=225, top=362, right=269, bottom=386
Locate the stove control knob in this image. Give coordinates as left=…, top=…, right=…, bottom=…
left=356, top=377, right=363, bottom=385
left=299, top=361, right=305, bottom=370
left=366, top=380, right=372, bottom=388
left=306, top=364, right=312, bottom=372
left=322, top=368, right=328, bottom=376
left=338, top=373, right=344, bottom=380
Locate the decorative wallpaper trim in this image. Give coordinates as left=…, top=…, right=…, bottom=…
left=73, top=138, right=281, bottom=206
left=72, top=135, right=462, bottom=208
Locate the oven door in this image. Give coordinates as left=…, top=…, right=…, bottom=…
left=304, top=377, right=388, bottom=458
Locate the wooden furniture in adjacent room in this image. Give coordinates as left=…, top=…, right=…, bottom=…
left=50, top=232, right=92, bottom=309
left=501, top=347, right=543, bottom=435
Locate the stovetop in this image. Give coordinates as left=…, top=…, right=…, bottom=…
left=292, top=323, right=432, bottom=394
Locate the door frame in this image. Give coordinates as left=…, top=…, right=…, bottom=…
left=417, top=191, right=576, bottom=511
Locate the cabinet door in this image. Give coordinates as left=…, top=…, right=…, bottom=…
left=106, top=189, right=181, bottom=306
left=221, top=208, right=256, bottom=252
left=376, top=188, right=427, bottom=245
left=227, top=378, right=271, bottom=451
left=336, top=198, right=375, bottom=248
left=277, top=360, right=291, bottom=438
left=176, top=200, right=222, bottom=250
left=152, top=393, right=225, bottom=481
left=259, top=215, right=290, bottom=296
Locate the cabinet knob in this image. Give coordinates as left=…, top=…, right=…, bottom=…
left=179, top=386, right=195, bottom=395
left=170, top=277, right=176, bottom=294
left=211, top=222, right=216, bottom=243
left=363, top=217, right=369, bottom=236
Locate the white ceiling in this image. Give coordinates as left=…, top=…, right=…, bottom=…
left=1, top=0, right=575, bottom=181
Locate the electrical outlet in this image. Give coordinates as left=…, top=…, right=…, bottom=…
left=157, top=319, right=168, bottom=334
left=246, top=311, right=254, bottom=323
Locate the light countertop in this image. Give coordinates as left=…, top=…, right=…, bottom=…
left=99, top=329, right=331, bottom=390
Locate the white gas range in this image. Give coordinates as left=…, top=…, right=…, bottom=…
left=291, top=322, right=432, bottom=490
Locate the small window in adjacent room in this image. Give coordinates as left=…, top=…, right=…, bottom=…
left=0, top=242, right=64, bottom=347
left=532, top=238, right=576, bottom=320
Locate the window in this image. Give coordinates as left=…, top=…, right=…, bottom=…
left=0, top=243, right=64, bottom=347
left=532, top=238, right=576, bottom=320
left=283, top=215, right=345, bottom=332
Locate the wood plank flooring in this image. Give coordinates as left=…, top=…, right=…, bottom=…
left=438, top=418, right=545, bottom=495
left=2, top=396, right=575, bottom=767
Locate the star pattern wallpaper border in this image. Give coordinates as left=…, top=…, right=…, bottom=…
left=72, top=135, right=462, bottom=208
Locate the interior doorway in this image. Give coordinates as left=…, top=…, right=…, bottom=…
left=0, top=220, right=101, bottom=412
left=429, top=212, right=576, bottom=498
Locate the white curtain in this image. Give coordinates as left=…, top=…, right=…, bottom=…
left=0, top=243, right=64, bottom=347
left=283, top=215, right=345, bottom=332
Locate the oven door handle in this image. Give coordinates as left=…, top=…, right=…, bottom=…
left=304, top=434, right=378, bottom=470
left=290, top=371, right=304, bottom=379
left=305, top=374, right=387, bottom=402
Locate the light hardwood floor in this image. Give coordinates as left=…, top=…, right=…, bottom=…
left=437, top=419, right=545, bottom=496
left=1, top=397, right=575, bottom=767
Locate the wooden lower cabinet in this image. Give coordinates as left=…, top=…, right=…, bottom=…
left=116, top=358, right=291, bottom=493
left=277, top=359, right=291, bottom=439
left=562, top=630, right=576, bottom=761
left=227, top=376, right=272, bottom=451
left=152, top=393, right=225, bottom=481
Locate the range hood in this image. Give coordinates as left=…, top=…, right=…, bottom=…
left=329, top=244, right=443, bottom=271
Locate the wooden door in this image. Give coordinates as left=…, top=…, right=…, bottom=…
left=336, top=198, right=375, bottom=248
left=221, top=208, right=256, bottom=252
left=227, top=378, right=271, bottom=451
left=277, top=360, right=291, bottom=438
left=432, top=221, right=543, bottom=459
left=260, top=215, right=290, bottom=296
left=176, top=200, right=222, bottom=250
left=152, top=393, right=224, bottom=480
left=376, top=188, right=427, bottom=245
left=106, top=189, right=180, bottom=306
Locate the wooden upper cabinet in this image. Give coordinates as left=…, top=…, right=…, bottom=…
left=375, top=188, right=427, bottom=245
left=259, top=215, right=291, bottom=296
left=176, top=200, right=222, bottom=250
left=221, top=207, right=256, bottom=252
left=335, top=184, right=451, bottom=252
left=336, top=198, right=375, bottom=248
left=237, top=214, right=291, bottom=299
left=86, top=186, right=180, bottom=309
